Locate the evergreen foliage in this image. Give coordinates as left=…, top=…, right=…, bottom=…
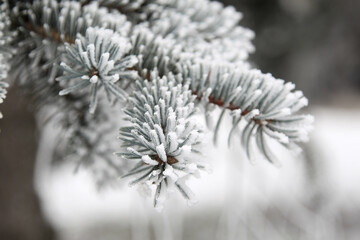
left=118, top=72, right=206, bottom=209
left=0, top=0, right=313, bottom=208
left=58, top=27, right=138, bottom=113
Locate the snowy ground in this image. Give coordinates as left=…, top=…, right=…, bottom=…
left=34, top=106, right=360, bottom=240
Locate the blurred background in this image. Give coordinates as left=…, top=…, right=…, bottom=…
left=1, top=0, right=360, bottom=239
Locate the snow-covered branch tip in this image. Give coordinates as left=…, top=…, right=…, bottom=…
left=58, top=27, right=139, bottom=113
left=117, top=71, right=207, bottom=210
left=184, top=62, right=314, bottom=166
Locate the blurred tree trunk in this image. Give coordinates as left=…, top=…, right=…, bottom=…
left=0, top=87, right=55, bottom=240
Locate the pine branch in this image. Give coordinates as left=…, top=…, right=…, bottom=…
left=14, top=1, right=86, bottom=44
left=118, top=71, right=206, bottom=210
left=183, top=62, right=313, bottom=165
left=1, top=1, right=87, bottom=108
left=1, top=0, right=315, bottom=208
left=129, top=27, right=181, bottom=78
left=4, top=1, right=133, bottom=111
left=13, top=0, right=133, bottom=46
left=58, top=27, right=138, bottom=113
left=48, top=98, right=127, bottom=188
left=94, top=0, right=254, bottom=62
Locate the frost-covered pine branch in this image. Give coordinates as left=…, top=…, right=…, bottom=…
left=118, top=72, right=204, bottom=207
left=117, top=72, right=206, bottom=209
left=58, top=27, right=138, bottom=113
left=51, top=99, right=127, bottom=188
left=181, top=62, right=314, bottom=166
left=98, top=0, right=254, bottom=62
left=0, top=0, right=314, bottom=208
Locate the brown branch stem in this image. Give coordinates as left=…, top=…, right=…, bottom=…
left=194, top=91, right=270, bottom=125
left=25, top=23, right=74, bottom=44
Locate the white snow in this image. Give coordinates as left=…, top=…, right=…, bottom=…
left=34, top=107, right=360, bottom=239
